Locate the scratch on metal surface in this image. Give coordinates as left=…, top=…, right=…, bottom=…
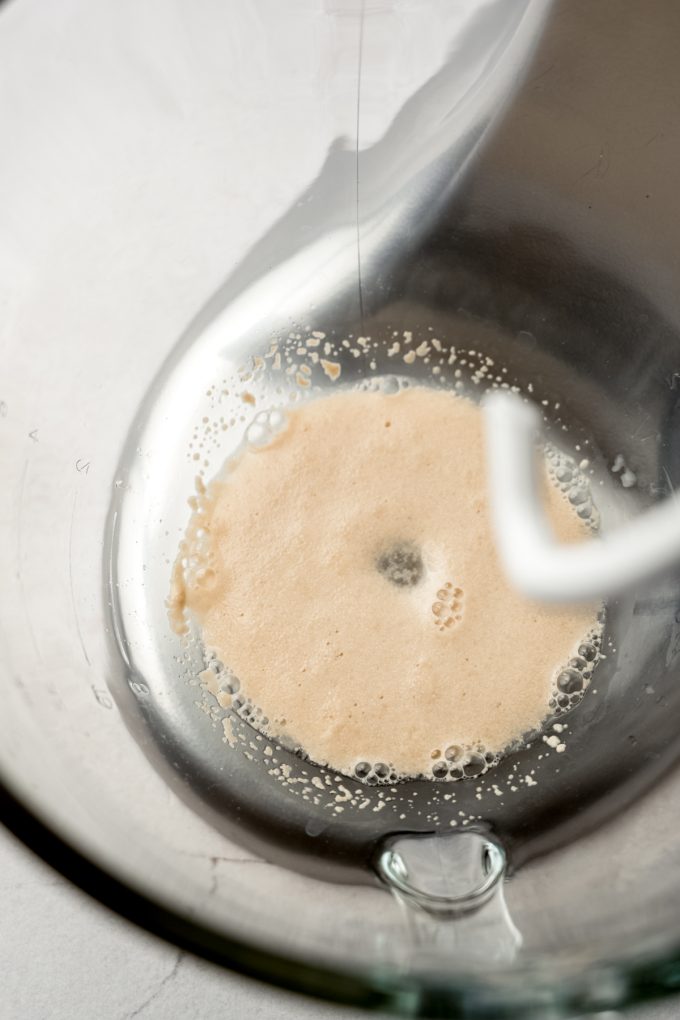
left=577, top=146, right=610, bottom=182
left=355, top=0, right=366, bottom=330
left=16, top=458, right=42, bottom=661
left=529, top=60, right=555, bottom=88
left=68, top=489, right=92, bottom=666
left=663, top=466, right=676, bottom=496
left=633, top=596, right=679, bottom=616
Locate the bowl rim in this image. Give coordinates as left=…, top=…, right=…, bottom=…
left=3, top=776, right=680, bottom=1019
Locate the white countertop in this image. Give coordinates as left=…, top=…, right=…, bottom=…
left=1, top=824, right=678, bottom=1020
left=0, top=825, right=361, bottom=1020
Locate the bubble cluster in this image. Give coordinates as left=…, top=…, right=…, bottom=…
left=202, top=652, right=277, bottom=730
left=431, top=581, right=464, bottom=631
left=548, top=629, right=603, bottom=717
left=354, top=744, right=502, bottom=785
left=245, top=407, right=288, bottom=449
left=353, top=760, right=398, bottom=784
left=356, top=373, right=412, bottom=397
left=429, top=744, right=499, bottom=781
left=546, top=447, right=599, bottom=529
left=231, top=694, right=271, bottom=730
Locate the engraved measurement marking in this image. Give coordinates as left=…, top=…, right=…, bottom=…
left=91, top=686, right=114, bottom=710
left=129, top=679, right=150, bottom=697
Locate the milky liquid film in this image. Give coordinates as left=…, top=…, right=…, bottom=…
left=168, top=351, right=606, bottom=787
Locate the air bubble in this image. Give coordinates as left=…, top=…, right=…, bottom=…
left=268, top=408, right=286, bottom=431
left=569, top=656, right=587, bottom=671
left=354, top=761, right=371, bottom=778
left=568, top=487, right=589, bottom=506
left=246, top=407, right=287, bottom=448
left=381, top=376, right=400, bottom=395
left=557, top=668, right=584, bottom=694
left=219, top=676, right=240, bottom=695
left=579, top=642, right=597, bottom=661
left=432, top=760, right=449, bottom=778
left=445, top=745, right=463, bottom=762
left=194, top=567, right=216, bottom=588
left=374, top=762, right=389, bottom=778
left=246, top=421, right=269, bottom=447
left=463, top=754, right=486, bottom=778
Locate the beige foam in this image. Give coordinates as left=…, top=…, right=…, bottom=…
left=171, top=387, right=597, bottom=777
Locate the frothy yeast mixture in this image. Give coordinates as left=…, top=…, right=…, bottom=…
left=170, top=387, right=598, bottom=778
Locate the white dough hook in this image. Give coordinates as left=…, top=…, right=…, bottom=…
left=483, top=392, right=680, bottom=602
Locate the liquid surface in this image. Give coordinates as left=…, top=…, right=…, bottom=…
left=170, top=387, right=598, bottom=779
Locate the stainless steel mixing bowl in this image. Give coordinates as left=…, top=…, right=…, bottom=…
left=3, top=1, right=680, bottom=1016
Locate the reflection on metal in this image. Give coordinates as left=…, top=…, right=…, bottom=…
left=376, top=831, right=521, bottom=964
left=485, top=392, right=680, bottom=601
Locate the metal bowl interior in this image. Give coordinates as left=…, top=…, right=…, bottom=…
left=3, top=1, right=680, bottom=1016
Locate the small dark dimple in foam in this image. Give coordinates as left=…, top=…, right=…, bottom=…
left=376, top=542, right=423, bottom=588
